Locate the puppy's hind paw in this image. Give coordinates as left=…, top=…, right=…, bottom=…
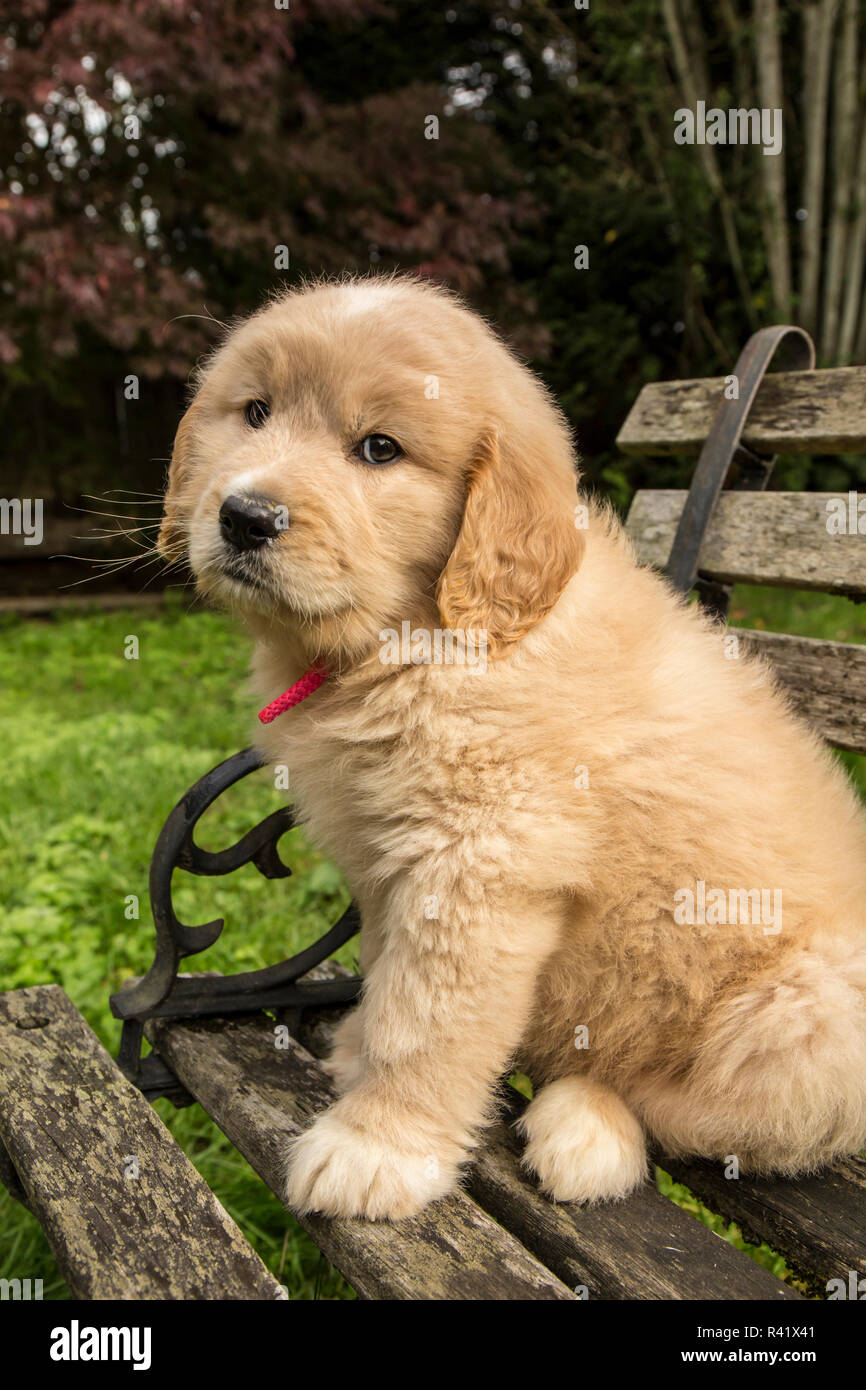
left=519, top=1074, right=647, bottom=1204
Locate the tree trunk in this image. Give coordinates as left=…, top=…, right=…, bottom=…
left=662, top=0, right=757, bottom=327
left=838, top=110, right=866, bottom=363
left=799, top=0, right=840, bottom=338
left=753, top=0, right=791, bottom=319
left=821, top=0, right=859, bottom=360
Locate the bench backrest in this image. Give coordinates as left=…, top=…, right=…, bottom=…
left=618, top=365, right=866, bottom=756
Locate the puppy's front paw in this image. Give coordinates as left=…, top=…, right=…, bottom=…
left=284, top=1107, right=458, bottom=1220
left=519, top=1074, right=646, bottom=1204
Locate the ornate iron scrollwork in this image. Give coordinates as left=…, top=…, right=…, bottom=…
left=110, top=746, right=361, bottom=1101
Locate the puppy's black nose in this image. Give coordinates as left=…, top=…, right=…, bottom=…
left=219, top=493, right=284, bottom=552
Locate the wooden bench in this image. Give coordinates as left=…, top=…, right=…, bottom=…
left=2, top=326, right=865, bottom=1300
left=0, top=985, right=285, bottom=1299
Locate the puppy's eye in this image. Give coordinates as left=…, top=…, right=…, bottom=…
left=244, top=399, right=270, bottom=429
left=357, top=434, right=401, bottom=465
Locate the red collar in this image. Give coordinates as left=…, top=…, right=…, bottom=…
left=258, top=665, right=329, bottom=724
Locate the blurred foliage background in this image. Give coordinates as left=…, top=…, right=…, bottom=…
left=2, top=0, right=866, bottom=532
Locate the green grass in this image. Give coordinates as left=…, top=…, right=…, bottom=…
left=1, top=584, right=863, bottom=1298
left=727, top=582, right=866, bottom=644
left=0, top=598, right=356, bottom=1300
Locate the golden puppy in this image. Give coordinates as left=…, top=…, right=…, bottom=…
left=159, top=274, right=866, bottom=1220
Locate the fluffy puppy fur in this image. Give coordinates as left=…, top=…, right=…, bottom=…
left=159, top=274, right=866, bottom=1219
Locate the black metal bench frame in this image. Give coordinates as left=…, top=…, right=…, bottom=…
left=110, top=750, right=362, bottom=1102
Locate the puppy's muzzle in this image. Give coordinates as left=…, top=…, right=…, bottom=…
left=219, top=493, right=285, bottom=553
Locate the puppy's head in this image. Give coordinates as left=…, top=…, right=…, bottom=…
left=160, top=275, right=584, bottom=664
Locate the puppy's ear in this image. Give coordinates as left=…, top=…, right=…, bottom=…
left=157, top=402, right=199, bottom=561
left=437, top=427, right=584, bottom=657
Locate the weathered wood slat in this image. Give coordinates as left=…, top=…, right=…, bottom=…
left=738, top=629, right=866, bottom=755
left=625, top=489, right=866, bottom=596
left=625, top=490, right=866, bottom=751
left=292, top=980, right=797, bottom=1300
left=146, top=1011, right=576, bottom=1301
left=467, top=1112, right=799, bottom=1301
left=657, top=1151, right=866, bottom=1290
left=0, top=985, right=284, bottom=1300
left=0, top=1135, right=30, bottom=1209
left=617, top=366, right=866, bottom=455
